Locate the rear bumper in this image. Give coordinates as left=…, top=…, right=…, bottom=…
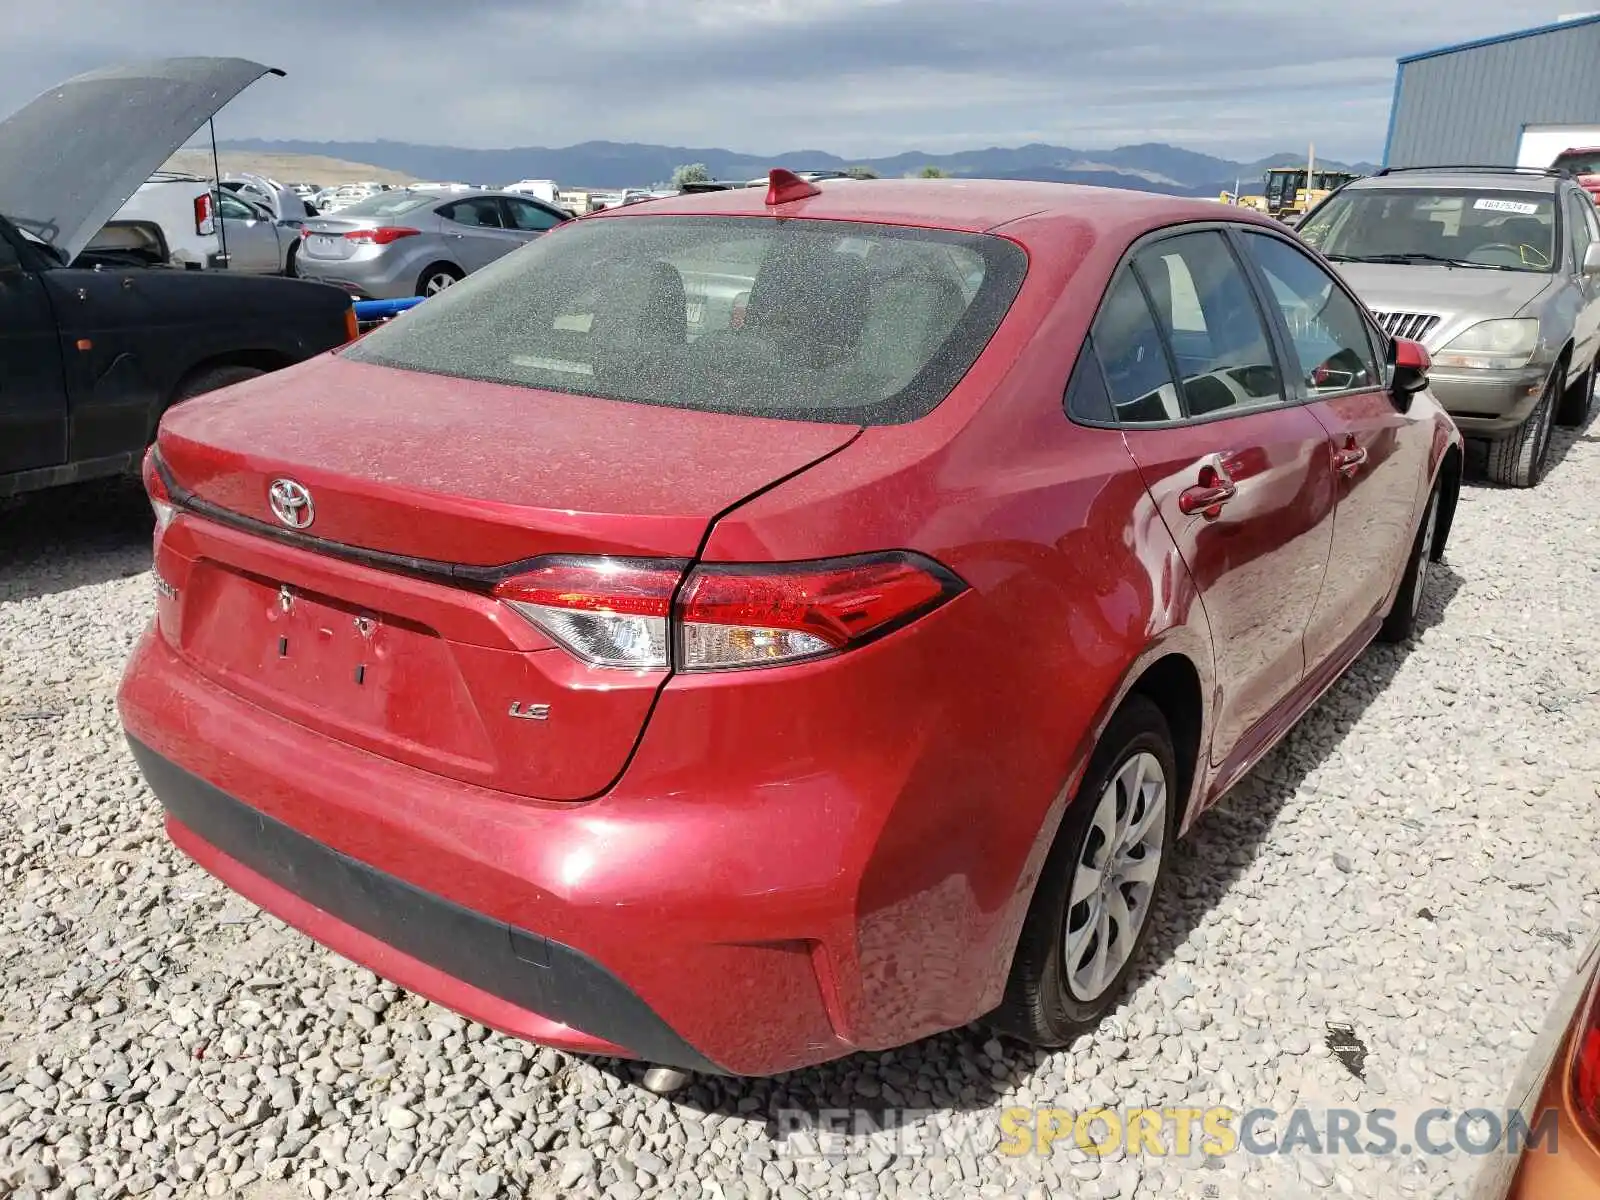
left=128, top=737, right=721, bottom=1073
left=297, top=249, right=429, bottom=301
left=118, top=615, right=1048, bottom=1076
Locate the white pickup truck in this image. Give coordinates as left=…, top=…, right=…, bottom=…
left=88, top=170, right=306, bottom=274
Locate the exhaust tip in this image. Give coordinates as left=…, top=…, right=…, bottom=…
left=641, top=1067, right=691, bottom=1096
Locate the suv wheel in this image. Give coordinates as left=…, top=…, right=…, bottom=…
left=1556, top=349, right=1597, bottom=428
left=1486, top=362, right=1563, bottom=488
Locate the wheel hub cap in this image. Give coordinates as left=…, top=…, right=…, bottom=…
left=1064, top=751, right=1168, bottom=1001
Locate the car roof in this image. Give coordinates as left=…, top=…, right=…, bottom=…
left=1347, top=170, right=1563, bottom=194
left=586, top=177, right=1273, bottom=236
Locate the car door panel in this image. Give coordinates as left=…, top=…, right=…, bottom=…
left=1303, top=390, right=1424, bottom=645
left=0, top=240, right=69, bottom=475
left=1232, top=228, right=1432, bottom=664
left=220, top=217, right=277, bottom=273
left=439, top=197, right=521, bottom=273
left=1094, top=230, right=1337, bottom=767
left=216, top=193, right=281, bottom=274
left=1124, top=412, right=1336, bottom=765
left=40, top=268, right=163, bottom=462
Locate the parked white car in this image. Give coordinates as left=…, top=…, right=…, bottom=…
left=503, top=178, right=561, bottom=205
left=92, top=171, right=302, bottom=274
left=99, top=170, right=220, bottom=268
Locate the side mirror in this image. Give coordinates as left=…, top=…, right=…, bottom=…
left=1390, top=337, right=1431, bottom=408
left=1584, top=242, right=1600, bottom=276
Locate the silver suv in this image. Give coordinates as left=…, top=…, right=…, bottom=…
left=1298, top=166, right=1600, bottom=487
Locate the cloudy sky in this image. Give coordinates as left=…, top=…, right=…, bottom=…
left=0, top=0, right=1564, bottom=161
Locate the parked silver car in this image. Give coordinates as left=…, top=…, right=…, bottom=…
left=212, top=187, right=302, bottom=275
left=295, top=188, right=571, bottom=299
left=1298, top=166, right=1600, bottom=487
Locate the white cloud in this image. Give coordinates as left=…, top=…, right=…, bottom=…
left=0, top=0, right=1552, bottom=161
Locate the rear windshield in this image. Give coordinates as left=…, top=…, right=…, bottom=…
left=335, top=191, right=437, bottom=219
left=1298, top=188, right=1558, bottom=272
left=342, top=215, right=1028, bottom=424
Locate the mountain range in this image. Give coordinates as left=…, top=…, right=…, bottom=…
left=217, top=137, right=1379, bottom=195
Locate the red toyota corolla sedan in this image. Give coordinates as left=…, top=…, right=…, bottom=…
left=119, top=171, right=1462, bottom=1080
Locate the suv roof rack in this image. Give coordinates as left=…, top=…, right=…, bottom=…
left=1374, top=164, right=1572, bottom=179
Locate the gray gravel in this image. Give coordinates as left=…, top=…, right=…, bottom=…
left=3, top=417, right=1599, bottom=1200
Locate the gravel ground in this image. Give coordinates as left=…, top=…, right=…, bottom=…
left=3, top=415, right=1599, bottom=1200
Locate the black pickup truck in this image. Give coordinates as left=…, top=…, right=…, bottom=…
left=0, top=57, right=356, bottom=499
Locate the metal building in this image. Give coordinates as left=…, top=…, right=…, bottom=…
left=1383, top=14, right=1600, bottom=169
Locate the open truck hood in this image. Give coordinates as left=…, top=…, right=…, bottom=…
left=0, top=57, right=283, bottom=263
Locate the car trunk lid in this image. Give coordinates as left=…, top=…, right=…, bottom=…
left=152, top=355, right=859, bottom=800
left=301, top=216, right=393, bottom=260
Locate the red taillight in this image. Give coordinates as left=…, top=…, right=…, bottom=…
left=345, top=226, right=421, bottom=246
left=493, top=559, right=683, bottom=669
left=193, top=192, right=214, bottom=236
left=677, top=555, right=957, bottom=671
left=141, top=446, right=175, bottom=532
left=492, top=552, right=963, bottom=672
left=1573, top=978, right=1600, bottom=1141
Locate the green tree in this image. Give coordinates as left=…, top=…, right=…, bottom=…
left=916, top=165, right=949, bottom=179
left=670, top=163, right=712, bottom=189
left=845, top=165, right=879, bottom=180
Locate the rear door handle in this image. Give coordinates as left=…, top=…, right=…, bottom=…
left=1334, top=442, right=1368, bottom=477
left=1178, top=462, right=1238, bottom=517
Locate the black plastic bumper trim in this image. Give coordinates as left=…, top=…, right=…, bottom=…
left=126, top=737, right=723, bottom=1074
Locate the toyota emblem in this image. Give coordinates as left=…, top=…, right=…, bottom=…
left=267, top=479, right=315, bottom=530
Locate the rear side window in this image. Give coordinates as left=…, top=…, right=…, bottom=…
left=1090, top=271, right=1181, bottom=424
left=344, top=216, right=1027, bottom=425
left=1132, top=231, right=1283, bottom=417
left=441, top=197, right=505, bottom=228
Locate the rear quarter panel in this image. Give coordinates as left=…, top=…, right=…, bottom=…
left=687, top=211, right=1220, bottom=1042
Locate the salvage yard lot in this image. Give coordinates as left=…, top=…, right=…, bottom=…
left=2, top=423, right=1600, bottom=1200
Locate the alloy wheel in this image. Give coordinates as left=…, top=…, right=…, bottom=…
left=424, top=273, right=456, bottom=296
left=1063, top=751, right=1168, bottom=1001
left=1410, top=488, right=1439, bottom=621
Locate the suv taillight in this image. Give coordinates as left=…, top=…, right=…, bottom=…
left=345, top=226, right=421, bottom=246
left=193, top=192, right=214, bottom=236
left=492, top=552, right=963, bottom=672
left=141, top=446, right=175, bottom=532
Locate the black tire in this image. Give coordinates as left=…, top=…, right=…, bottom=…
left=125, top=364, right=265, bottom=480
left=174, top=364, right=264, bottom=403
left=1378, top=477, right=1441, bottom=644
left=1556, top=350, right=1596, bottom=428
left=1486, top=361, right=1563, bottom=488
left=990, top=695, right=1177, bottom=1047
left=415, top=263, right=463, bottom=297
left=284, top=240, right=300, bottom=279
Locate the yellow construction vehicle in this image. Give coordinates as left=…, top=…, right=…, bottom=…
left=1217, top=189, right=1269, bottom=213
left=1261, top=163, right=1362, bottom=222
